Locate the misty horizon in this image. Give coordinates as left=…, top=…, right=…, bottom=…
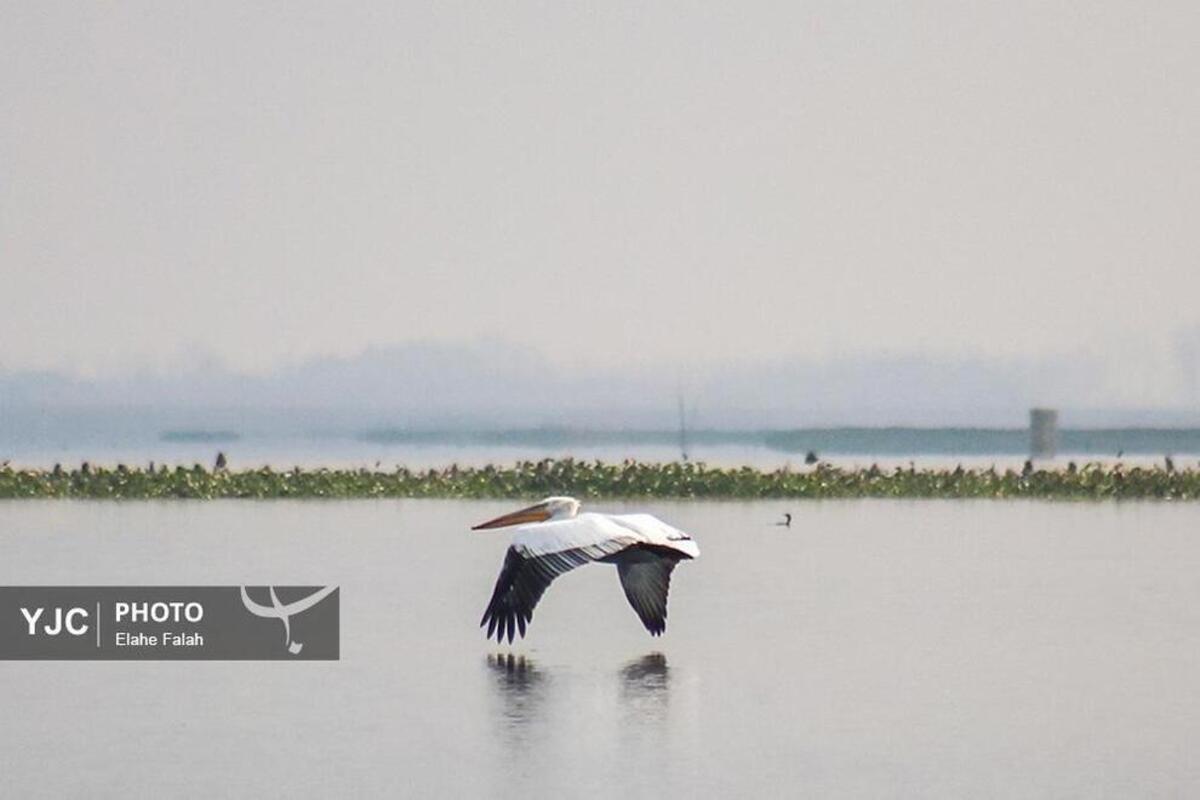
left=6, top=4, right=1200, bottom=391
left=3, top=337, right=1200, bottom=429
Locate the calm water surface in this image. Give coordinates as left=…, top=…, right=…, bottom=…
left=1, top=500, right=1199, bottom=798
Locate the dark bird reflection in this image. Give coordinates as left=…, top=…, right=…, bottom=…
left=485, top=653, right=546, bottom=729
left=620, top=653, right=671, bottom=724
left=621, top=652, right=669, bottom=685
left=488, top=652, right=539, bottom=683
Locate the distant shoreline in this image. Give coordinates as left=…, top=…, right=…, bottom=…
left=355, top=426, right=1200, bottom=456
left=2, top=459, right=1197, bottom=500
left=9, top=407, right=1200, bottom=470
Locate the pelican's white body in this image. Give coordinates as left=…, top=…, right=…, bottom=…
left=510, top=512, right=700, bottom=561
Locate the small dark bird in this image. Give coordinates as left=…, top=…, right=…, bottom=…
left=214, top=452, right=227, bottom=471
left=1165, top=455, right=1175, bottom=473
left=1022, top=459, right=1034, bottom=477
left=804, top=451, right=819, bottom=465
left=776, top=512, right=792, bottom=528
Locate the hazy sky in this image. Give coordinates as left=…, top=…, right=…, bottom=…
left=3, top=2, right=1199, bottom=387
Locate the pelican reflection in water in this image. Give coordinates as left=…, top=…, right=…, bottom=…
left=487, top=653, right=543, bottom=694
left=621, top=652, right=670, bottom=686
left=486, top=653, right=546, bottom=730
left=620, top=653, right=671, bottom=724
left=485, top=652, right=673, bottom=725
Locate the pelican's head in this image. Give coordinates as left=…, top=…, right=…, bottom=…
left=472, top=496, right=580, bottom=530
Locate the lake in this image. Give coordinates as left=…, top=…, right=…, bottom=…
left=1, top=499, right=1199, bottom=797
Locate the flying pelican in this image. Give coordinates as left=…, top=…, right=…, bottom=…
left=473, top=496, right=699, bottom=643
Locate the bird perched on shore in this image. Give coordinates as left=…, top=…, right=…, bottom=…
left=776, top=512, right=792, bottom=528
left=472, top=496, right=699, bottom=643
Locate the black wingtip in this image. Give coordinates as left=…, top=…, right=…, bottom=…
left=479, top=612, right=534, bottom=644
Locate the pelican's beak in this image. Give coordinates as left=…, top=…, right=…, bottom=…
left=472, top=501, right=552, bottom=530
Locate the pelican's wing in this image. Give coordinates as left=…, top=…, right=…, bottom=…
left=481, top=514, right=638, bottom=643
left=608, top=513, right=700, bottom=559
left=614, top=545, right=686, bottom=636
left=481, top=545, right=595, bottom=644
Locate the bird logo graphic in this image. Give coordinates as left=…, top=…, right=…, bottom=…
left=240, top=586, right=338, bottom=655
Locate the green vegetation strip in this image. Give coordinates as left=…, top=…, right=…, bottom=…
left=1, top=460, right=1199, bottom=499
